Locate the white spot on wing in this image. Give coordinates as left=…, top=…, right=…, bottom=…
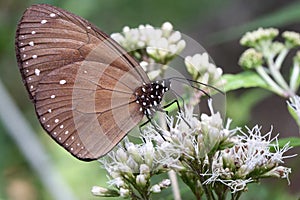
left=31, top=31, right=36, bottom=34
left=50, top=13, right=56, bottom=17
left=29, top=41, right=34, bottom=46
left=32, top=55, right=37, bottom=59
left=51, top=95, right=56, bottom=99
left=54, top=119, right=59, bottom=123
left=60, top=125, right=64, bottom=129
left=42, top=117, right=46, bottom=121
left=30, top=85, right=33, bottom=89
left=65, top=131, right=69, bottom=135
left=23, top=54, right=26, bottom=58
left=59, top=80, right=66, bottom=85
left=48, top=109, right=52, bottom=113
left=54, top=132, right=57, bottom=135
left=87, top=26, right=91, bottom=29
left=41, top=20, right=47, bottom=24
left=34, top=68, right=40, bottom=76
left=25, top=62, right=28, bottom=65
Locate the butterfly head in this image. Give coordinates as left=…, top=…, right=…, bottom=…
left=135, top=80, right=170, bottom=117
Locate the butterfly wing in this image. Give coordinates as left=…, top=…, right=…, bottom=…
left=15, top=4, right=148, bottom=160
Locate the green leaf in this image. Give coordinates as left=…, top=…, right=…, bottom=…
left=222, top=71, right=269, bottom=92
left=277, top=137, right=300, bottom=148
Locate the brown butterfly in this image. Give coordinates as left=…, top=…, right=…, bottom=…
left=15, top=4, right=170, bottom=161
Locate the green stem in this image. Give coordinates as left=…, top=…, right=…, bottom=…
left=267, top=56, right=292, bottom=96
left=274, top=48, right=288, bottom=70
left=256, top=66, right=287, bottom=97
left=289, top=63, right=300, bottom=93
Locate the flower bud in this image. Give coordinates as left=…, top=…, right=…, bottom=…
left=127, top=143, right=143, bottom=164
left=136, top=174, right=147, bottom=186
left=239, top=48, right=263, bottom=70
left=91, top=186, right=119, bottom=197
left=116, top=148, right=128, bottom=163
left=282, top=31, right=300, bottom=48
left=140, top=164, right=150, bottom=176
left=150, top=184, right=161, bottom=193
left=119, top=187, right=130, bottom=197
left=261, top=166, right=291, bottom=179
left=240, top=27, right=278, bottom=47
left=159, top=179, right=171, bottom=188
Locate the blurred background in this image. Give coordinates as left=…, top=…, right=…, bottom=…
left=0, top=0, right=299, bottom=199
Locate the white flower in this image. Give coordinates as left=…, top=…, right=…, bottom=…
left=142, top=100, right=236, bottom=170
left=119, top=187, right=130, bottom=197
left=159, top=179, right=171, bottom=188
left=206, top=125, right=294, bottom=193
left=185, top=53, right=223, bottom=87
left=150, top=184, right=161, bottom=193
left=136, top=174, right=147, bottom=186
left=91, top=186, right=119, bottom=197
left=111, top=22, right=186, bottom=64
left=108, top=177, right=124, bottom=188
left=91, top=186, right=108, bottom=196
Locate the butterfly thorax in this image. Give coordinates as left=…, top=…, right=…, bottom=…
left=134, top=80, right=170, bottom=117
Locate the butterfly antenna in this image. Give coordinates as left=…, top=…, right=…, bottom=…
left=167, top=77, right=211, bottom=98
left=168, top=77, right=224, bottom=95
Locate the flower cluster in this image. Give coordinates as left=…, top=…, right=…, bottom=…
left=240, top=27, right=279, bottom=48
left=111, top=22, right=186, bottom=65
left=282, top=31, right=300, bottom=48
left=239, top=48, right=263, bottom=70
left=206, top=126, right=293, bottom=193
left=92, top=138, right=171, bottom=199
left=93, top=101, right=294, bottom=199
left=185, top=53, right=224, bottom=88
left=239, top=27, right=300, bottom=97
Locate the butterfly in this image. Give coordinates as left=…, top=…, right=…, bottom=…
left=15, top=4, right=171, bottom=161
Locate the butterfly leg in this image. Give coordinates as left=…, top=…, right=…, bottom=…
left=162, top=99, right=192, bottom=129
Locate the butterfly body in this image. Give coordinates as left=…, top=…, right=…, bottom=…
left=134, top=80, right=170, bottom=116
left=15, top=4, right=167, bottom=161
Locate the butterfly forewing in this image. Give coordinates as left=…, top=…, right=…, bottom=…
left=15, top=4, right=148, bottom=160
